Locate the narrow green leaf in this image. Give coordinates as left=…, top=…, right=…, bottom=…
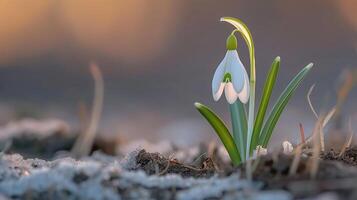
left=259, top=63, right=313, bottom=147
left=229, top=101, right=247, bottom=160
left=194, top=102, right=241, bottom=165
left=250, top=57, right=280, bottom=153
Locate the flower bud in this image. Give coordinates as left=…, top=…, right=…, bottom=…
left=226, top=34, right=237, bottom=50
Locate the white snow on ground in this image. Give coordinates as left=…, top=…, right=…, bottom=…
left=0, top=152, right=293, bottom=200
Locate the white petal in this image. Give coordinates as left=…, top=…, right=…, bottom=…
left=224, top=82, right=238, bottom=104
left=282, top=141, right=294, bottom=154
left=212, top=53, right=228, bottom=96
left=225, top=50, right=245, bottom=93
left=213, top=82, right=225, bottom=101
left=238, top=70, right=250, bottom=104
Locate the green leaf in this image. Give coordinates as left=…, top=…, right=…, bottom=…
left=229, top=101, right=247, bottom=160
left=259, top=63, right=313, bottom=147
left=250, top=57, right=280, bottom=153
left=194, top=102, right=241, bottom=165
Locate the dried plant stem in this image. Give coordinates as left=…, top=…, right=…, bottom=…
left=299, top=123, right=305, bottom=144
left=289, top=144, right=302, bottom=176
left=78, top=102, right=89, bottom=134
left=71, top=63, right=104, bottom=158
left=339, top=118, right=354, bottom=157
left=307, top=84, right=318, bottom=119
left=320, top=107, right=336, bottom=151
left=319, top=123, right=325, bottom=152
left=310, top=117, right=323, bottom=179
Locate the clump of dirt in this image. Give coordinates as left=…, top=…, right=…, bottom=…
left=240, top=152, right=357, bottom=199
left=135, top=149, right=216, bottom=178
left=322, top=147, right=357, bottom=166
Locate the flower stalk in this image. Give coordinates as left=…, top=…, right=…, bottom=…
left=220, top=17, right=256, bottom=158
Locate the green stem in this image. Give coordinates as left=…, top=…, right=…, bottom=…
left=229, top=102, right=248, bottom=161
left=247, top=59, right=255, bottom=158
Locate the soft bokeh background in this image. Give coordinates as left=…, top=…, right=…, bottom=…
left=0, top=0, right=356, bottom=148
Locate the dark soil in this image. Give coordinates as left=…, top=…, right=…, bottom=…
left=135, top=149, right=216, bottom=178
left=134, top=148, right=357, bottom=199
left=322, top=147, right=357, bottom=166
left=241, top=151, right=357, bottom=199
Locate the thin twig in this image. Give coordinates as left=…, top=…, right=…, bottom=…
left=156, top=154, right=175, bottom=176
left=169, top=160, right=207, bottom=171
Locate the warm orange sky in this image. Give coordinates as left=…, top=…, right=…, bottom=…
left=0, top=0, right=356, bottom=67
left=0, top=0, right=181, bottom=66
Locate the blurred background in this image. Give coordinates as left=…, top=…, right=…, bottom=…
left=0, top=0, right=356, bottom=148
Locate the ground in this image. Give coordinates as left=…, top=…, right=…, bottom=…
left=0, top=119, right=357, bottom=200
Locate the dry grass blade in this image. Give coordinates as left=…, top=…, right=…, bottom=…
left=339, top=118, right=354, bottom=157
left=72, top=102, right=89, bottom=151
left=305, top=82, right=335, bottom=151
left=346, top=118, right=354, bottom=148
left=310, top=117, right=323, bottom=179
left=299, top=123, right=305, bottom=144
left=320, top=107, right=336, bottom=151
left=289, top=144, right=302, bottom=176
left=319, top=119, right=325, bottom=152
left=78, top=102, right=89, bottom=134
left=71, top=62, right=104, bottom=158
left=307, top=84, right=318, bottom=119
left=322, top=107, right=336, bottom=128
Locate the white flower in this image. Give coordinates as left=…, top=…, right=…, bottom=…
left=212, top=35, right=249, bottom=104
left=282, top=141, right=294, bottom=154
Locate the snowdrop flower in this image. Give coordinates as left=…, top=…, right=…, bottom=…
left=282, top=141, right=294, bottom=154
left=212, top=33, right=250, bottom=104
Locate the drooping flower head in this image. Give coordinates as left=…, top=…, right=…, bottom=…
left=212, top=33, right=250, bottom=104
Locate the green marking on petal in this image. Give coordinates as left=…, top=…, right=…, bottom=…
left=224, top=73, right=232, bottom=82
